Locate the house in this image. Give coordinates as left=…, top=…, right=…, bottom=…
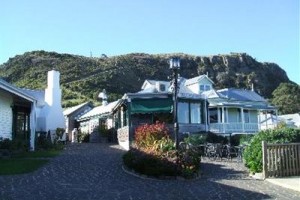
left=63, top=102, right=93, bottom=141
left=77, top=94, right=120, bottom=142
left=113, top=78, right=208, bottom=150
left=0, top=70, right=65, bottom=150
left=186, top=75, right=277, bottom=135
left=259, top=113, right=280, bottom=130
left=113, top=74, right=277, bottom=150
left=260, top=113, right=300, bottom=129
left=279, top=113, right=300, bottom=128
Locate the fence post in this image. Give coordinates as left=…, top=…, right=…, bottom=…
left=262, top=141, right=268, bottom=179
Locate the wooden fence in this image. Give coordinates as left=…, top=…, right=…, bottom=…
left=262, top=141, right=300, bottom=179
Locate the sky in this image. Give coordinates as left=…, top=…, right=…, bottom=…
left=0, top=0, right=299, bottom=84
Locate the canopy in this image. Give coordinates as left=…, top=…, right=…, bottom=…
left=131, top=98, right=173, bottom=114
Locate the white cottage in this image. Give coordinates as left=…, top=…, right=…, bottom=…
left=0, top=70, right=65, bottom=150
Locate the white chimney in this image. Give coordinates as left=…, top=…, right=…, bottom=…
left=45, top=70, right=61, bottom=106
left=98, top=89, right=108, bottom=106
left=43, top=70, right=65, bottom=131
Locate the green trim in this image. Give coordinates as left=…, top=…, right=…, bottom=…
left=131, top=98, right=173, bottom=114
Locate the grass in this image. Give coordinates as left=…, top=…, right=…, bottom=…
left=0, top=158, right=49, bottom=175
left=13, top=149, right=62, bottom=158
left=0, top=149, right=62, bottom=175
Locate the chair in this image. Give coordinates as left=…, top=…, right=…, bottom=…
left=57, top=132, right=67, bottom=144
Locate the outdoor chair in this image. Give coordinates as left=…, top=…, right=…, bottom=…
left=224, top=145, right=238, bottom=160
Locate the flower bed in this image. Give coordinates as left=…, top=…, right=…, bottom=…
left=122, top=122, right=201, bottom=179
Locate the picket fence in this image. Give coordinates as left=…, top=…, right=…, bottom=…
left=262, top=141, right=300, bottom=179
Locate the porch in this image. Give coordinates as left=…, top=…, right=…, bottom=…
left=209, top=122, right=259, bottom=134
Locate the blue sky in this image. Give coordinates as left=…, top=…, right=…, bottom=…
left=0, top=0, right=299, bottom=84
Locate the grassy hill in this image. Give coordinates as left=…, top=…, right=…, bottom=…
left=0, top=51, right=291, bottom=107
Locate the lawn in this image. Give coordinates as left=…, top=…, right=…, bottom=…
left=0, top=158, right=49, bottom=175
left=0, top=149, right=62, bottom=175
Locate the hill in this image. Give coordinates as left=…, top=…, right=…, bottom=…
left=0, top=51, right=291, bottom=107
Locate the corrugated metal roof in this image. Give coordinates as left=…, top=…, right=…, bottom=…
left=217, top=88, right=266, bottom=102
left=78, top=100, right=119, bottom=120
left=0, top=78, right=37, bottom=102
left=63, top=102, right=91, bottom=116
left=185, top=75, right=214, bottom=86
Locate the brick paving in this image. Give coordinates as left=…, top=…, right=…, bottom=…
left=0, top=143, right=300, bottom=200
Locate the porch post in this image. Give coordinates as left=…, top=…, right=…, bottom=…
left=275, top=109, right=278, bottom=128
left=127, top=98, right=132, bottom=147
left=204, top=99, right=208, bottom=132
left=265, top=111, right=268, bottom=129
left=241, top=107, right=245, bottom=133
left=258, top=110, right=261, bottom=130
left=222, top=106, right=225, bottom=134
left=29, top=101, right=36, bottom=151
left=217, top=107, right=221, bottom=123
left=217, top=107, right=221, bottom=133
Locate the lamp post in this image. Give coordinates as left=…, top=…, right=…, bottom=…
left=169, top=57, right=180, bottom=150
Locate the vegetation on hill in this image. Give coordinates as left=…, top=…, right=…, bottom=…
left=271, top=83, right=300, bottom=114
left=0, top=51, right=292, bottom=108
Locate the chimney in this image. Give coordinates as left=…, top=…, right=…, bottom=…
left=43, top=70, right=65, bottom=131
left=98, top=89, right=108, bottom=106
left=45, top=70, right=61, bottom=106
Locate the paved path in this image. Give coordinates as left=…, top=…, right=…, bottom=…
left=1, top=143, right=300, bottom=200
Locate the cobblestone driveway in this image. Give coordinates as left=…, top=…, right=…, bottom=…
left=1, top=143, right=300, bottom=200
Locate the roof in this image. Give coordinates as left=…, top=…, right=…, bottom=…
left=0, top=78, right=37, bottom=102
left=19, top=88, right=45, bottom=106
left=185, top=75, right=214, bottom=86
left=279, top=113, right=300, bottom=127
left=217, top=88, right=266, bottom=102
left=63, top=102, right=92, bottom=116
left=78, top=100, right=120, bottom=121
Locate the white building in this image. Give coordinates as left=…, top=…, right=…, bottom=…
left=0, top=70, right=65, bottom=150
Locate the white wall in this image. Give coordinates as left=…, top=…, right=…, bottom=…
left=40, top=70, right=65, bottom=131
left=0, top=90, right=13, bottom=139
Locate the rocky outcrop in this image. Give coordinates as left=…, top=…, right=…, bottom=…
left=0, top=51, right=291, bottom=107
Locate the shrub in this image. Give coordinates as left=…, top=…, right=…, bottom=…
left=134, top=121, right=170, bottom=152
left=0, top=138, right=28, bottom=152
left=206, top=132, right=228, bottom=144
left=184, top=134, right=206, bottom=146
left=123, top=148, right=177, bottom=177
left=78, top=132, right=90, bottom=143
left=243, top=128, right=300, bottom=173
left=123, top=122, right=201, bottom=179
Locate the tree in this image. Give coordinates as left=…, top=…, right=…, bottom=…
left=271, top=83, right=300, bottom=114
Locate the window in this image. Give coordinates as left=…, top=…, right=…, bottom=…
left=190, top=103, right=201, bottom=123
left=200, top=85, right=205, bottom=92
left=178, top=101, right=204, bottom=124
left=178, top=102, right=189, bottom=123
left=209, top=108, right=218, bottom=123
left=159, top=84, right=166, bottom=92
left=200, top=84, right=211, bottom=92
left=244, top=110, right=250, bottom=123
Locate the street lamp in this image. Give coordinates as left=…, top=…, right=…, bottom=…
left=169, top=57, right=180, bottom=150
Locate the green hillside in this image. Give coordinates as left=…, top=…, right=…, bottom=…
left=0, top=51, right=291, bottom=108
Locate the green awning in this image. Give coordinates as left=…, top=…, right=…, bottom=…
left=131, top=98, right=173, bottom=114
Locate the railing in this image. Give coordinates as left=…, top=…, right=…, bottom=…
left=209, top=123, right=258, bottom=134
left=262, top=141, right=300, bottom=179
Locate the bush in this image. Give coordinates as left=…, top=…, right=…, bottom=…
left=243, top=128, right=300, bottom=173
left=123, top=122, right=201, bottom=179
left=78, top=132, right=90, bottom=143
left=0, top=138, right=29, bottom=152
left=184, top=134, right=206, bottom=146
left=123, top=148, right=177, bottom=177
left=206, top=132, right=228, bottom=144
left=134, top=121, right=169, bottom=152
